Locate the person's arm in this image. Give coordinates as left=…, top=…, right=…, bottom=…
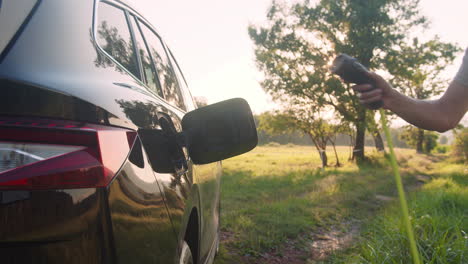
left=352, top=73, right=468, bottom=132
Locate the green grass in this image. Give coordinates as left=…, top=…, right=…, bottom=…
left=216, top=146, right=415, bottom=262
left=214, top=145, right=467, bottom=264
left=327, top=162, right=468, bottom=264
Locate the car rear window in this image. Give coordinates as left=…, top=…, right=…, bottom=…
left=0, top=0, right=38, bottom=57
left=96, top=2, right=140, bottom=79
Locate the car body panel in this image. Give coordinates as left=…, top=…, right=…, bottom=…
left=193, top=162, right=222, bottom=263
left=107, top=138, right=178, bottom=263
left=0, top=188, right=114, bottom=264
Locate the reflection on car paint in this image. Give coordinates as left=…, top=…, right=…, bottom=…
left=108, top=138, right=177, bottom=263
left=193, top=163, right=222, bottom=262
left=0, top=188, right=113, bottom=264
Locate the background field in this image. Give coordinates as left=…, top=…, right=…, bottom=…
left=214, top=145, right=467, bottom=264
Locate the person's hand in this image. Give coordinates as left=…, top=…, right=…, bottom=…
left=352, top=72, right=396, bottom=110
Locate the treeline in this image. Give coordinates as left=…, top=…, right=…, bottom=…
left=255, top=115, right=409, bottom=148
left=255, top=110, right=468, bottom=165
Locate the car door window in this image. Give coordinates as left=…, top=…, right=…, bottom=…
left=132, top=16, right=163, bottom=97
left=168, top=50, right=197, bottom=111
left=138, top=20, right=186, bottom=111
left=96, top=2, right=140, bottom=78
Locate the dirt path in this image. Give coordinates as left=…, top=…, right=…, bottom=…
left=308, top=222, right=360, bottom=261
left=219, top=221, right=361, bottom=264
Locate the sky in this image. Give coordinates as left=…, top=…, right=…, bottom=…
left=127, top=0, right=468, bottom=116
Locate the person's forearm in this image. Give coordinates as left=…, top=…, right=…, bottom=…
left=385, top=90, right=452, bottom=132
left=386, top=80, right=468, bottom=132
left=354, top=73, right=468, bottom=131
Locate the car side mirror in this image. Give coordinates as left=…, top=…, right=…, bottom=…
left=182, top=98, right=258, bottom=164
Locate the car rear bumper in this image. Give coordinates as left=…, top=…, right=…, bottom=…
left=0, top=188, right=114, bottom=264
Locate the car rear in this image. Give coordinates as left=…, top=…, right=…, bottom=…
left=0, top=115, right=142, bottom=263
left=0, top=0, right=135, bottom=263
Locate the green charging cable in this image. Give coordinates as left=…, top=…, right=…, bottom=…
left=331, top=54, right=422, bottom=264
left=379, top=109, right=421, bottom=264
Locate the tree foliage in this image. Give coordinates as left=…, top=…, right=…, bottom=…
left=386, top=38, right=460, bottom=100
left=257, top=105, right=340, bottom=167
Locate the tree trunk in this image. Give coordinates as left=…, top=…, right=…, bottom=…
left=353, top=108, right=367, bottom=162
left=330, top=140, right=341, bottom=167
left=348, top=135, right=354, bottom=161
left=373, top=131, right=385, bottom=152
left=354, top=125, right=365, bottom=162
left=309, top=134, right=327, bottom=168
left=416, top=128, right=424, bottom=153
left=319, top=149, right=328, bottom=168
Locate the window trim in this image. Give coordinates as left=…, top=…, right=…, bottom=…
left=168, top=49, right=189, bottom=87
left=133, top=15, right=165, bottom=98
left=125, top=11, right=144, bottom=82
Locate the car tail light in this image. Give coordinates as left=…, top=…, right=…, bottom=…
left=0, top=117, right=137, bottom=190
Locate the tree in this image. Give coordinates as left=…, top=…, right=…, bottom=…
left=385, top=38, right=460, bottom=152
left=327, top=123, right=350, bottom=166
left=255, top=113, right=312, bottom=145
left=389, top=127, right=409, bottom=149
left=249, top=0, right=445, bottom=162
left=366, top=113, right=385, bottom=152
left=258, top=106, right=338, bottom=168
left=399, top=125, right=439, bottom=153
left=452, top=127, right=468, bottom=163
left=423, top=132, right=439, bottom=153
left=336, top=120, right=356, bottom=160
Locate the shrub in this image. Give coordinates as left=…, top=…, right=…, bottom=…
left=452, top=128, right=468, bottom=163
left=265, top=142, right=281, bottom=147
left=434, top=145, right=448, bottom=154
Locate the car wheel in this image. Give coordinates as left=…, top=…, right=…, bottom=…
left=180, top=241, right=194, bottom=264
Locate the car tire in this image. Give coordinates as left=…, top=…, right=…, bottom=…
left=179, top=241, right=194, bottom=264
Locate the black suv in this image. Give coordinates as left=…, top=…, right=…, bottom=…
left=0, top=0, right=257, bottom=263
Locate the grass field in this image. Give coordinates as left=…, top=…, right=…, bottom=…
left=214, top=145, right=467, bottom=264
